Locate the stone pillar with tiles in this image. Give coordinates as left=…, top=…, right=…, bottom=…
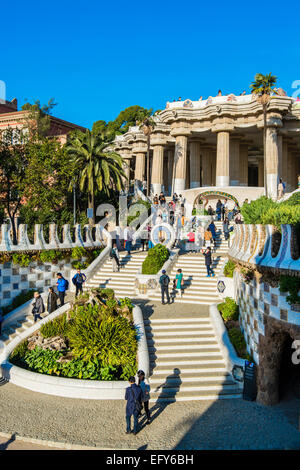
left=173, top=135, right=188, bottom=194
left=265, top=127, right=279, bottom=198
left=189, top=142, right=201, bottom=188
left=167, top=149, right=174, bottom=195
left=216, top=131, right=230, bottom=187
left=230, top=138, right=240, bottom=186
left=239, top=143, right=248, bottom=186
left=151, top=145, right=164, bottom=195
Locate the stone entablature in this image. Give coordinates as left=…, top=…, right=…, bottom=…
left=113, top=94, right=300, bottom=198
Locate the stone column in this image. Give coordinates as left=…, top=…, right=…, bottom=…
left=258, top=158, right=264, bottom=187
left=134, top=152, right=145, bottom=182
left=201, top=148, right=211, bottom=186
left=230, top=139, right=240, bottom=186
left=216, top=131, right=230, bottom=187
left=151, top=145, right=164, bottom=195
left=189, top=142, right=201, bottom=188
left=277, top=135, right=283, bottom=180
left=281, top=140, right=288, bottom=185
left=239, top=144, right=248, bottom=186
left=173, top=135, right=187, bottom=194
left=265, top=127, right=279, bottom=198
left=167, top=149, right=174, bottom=196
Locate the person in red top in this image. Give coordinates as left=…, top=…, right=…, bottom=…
left=187, top=231, right=195, bottom=252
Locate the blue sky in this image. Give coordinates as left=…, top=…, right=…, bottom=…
left=1, top=0, right=300, bottom=129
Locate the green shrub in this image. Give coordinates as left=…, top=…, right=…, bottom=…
left=0, top=252, right=12, bottom=264
left=10, top=340, right=28, bottom=362
left=40, top=313, right=69, bottom=338
left=217, top=297, right=239, bottom=322
left=12, top=253, right=31, bottom=267
left=241, top=196, right=277, bottom=224
left=279, top=275, right=300, bottom=305
left=142, top=244, right=169, bottom=275
left=224, top=260, right=236, bottom=278
left=228, top=328, right=251, bottom=360
left=67, top=306, right=137, bottom=369
left=39, top=249, right=58, bottom=263
left=71, top=260, right=88, bottom=270
left=71, top=247, right=87, bottom=260
left=261, top=205, right=300, bottom=229
left=119, top=297, right=134, bottom=312
left=97, top=288, right=115, bottom=300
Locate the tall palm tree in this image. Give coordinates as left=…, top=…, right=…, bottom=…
left=66, top=130, right=125, bottom=225
left=138, top=114, right=156, bottom=197
left=250, top=73, right=278, bottom=196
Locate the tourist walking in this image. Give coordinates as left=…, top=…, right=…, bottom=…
left=234, top=211, right=242, bottom=224
left=223, top=217, right=230, bottom=241
left=175, top=268, right=183, bottom=298
left=216, top=199, right=222, bottom=221
left=32, top=291, right=45, bottom=322
left=47, top=287, right=58, bottom=314
left=204, top=228, right=213, bottom=248
left=56, top=273, right=68, bottom=306
left=159, top=269, right=170, bottom=304
left=137, top=370, right=151, bottom=424
left=203, top=247, right=215, bottom=277
left=125, top=376, right=142, bottom=435
left=72, top=268, right=87, bottom=296
left=124, top=226, right=133, bottom=254
left=109, top=243, right=120, bottom=272
left=208, top=220, right=217, bottom=248
left=278, top=178, right=285, bottom=199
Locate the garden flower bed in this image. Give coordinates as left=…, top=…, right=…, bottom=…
left=9, top=288, right=138, bottom=381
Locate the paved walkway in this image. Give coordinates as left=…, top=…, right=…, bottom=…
left=0, top=300, right=299, bottom=450
left=0, top=382, right=299, bottom=450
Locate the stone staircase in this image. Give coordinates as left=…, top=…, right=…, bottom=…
left=85, top=250, right=148, bottom=298
left=145, top=315, right=242, bottom=402
left=149, top=221, right=229, bottom=304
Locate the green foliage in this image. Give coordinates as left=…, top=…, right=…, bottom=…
left=0, top=252, right=11, bottom=264
left=67, top=306, right=137, bottom=370
left=224, top=260, right=236, bottom=278
left=217, top=297, right=239, bottom=322
left=241, top=196, right=277, bottom=224
left=40, top=314, right=69, bottom=338
left=142, top=244, right=170, bottom=275
left=261, top=205, right=300, bottom=229
left=279, top=275, right=300, bottom=305
left=10, top=340, right=28, bottom=361
left=97, top=288, right=115, bottom=300
left=2, top=290, right=35, bottom=315
left=71, top=247, right=87, bottom=259
left=39, top=250, right=58, bottom=263
left=12, top=252, right=31, bottom=267
left=119, top=297, right=134, bottom=312
left=228, top=328, right=252, bottom=360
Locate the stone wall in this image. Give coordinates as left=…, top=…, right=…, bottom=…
left=0, top=259, right=72, bottom=309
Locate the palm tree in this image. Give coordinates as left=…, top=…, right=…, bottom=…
left=250, top=73, right=278, bottom=196
left=66, top=130, right=125, bottom=225
left=137, top=113, right=156, bottom=197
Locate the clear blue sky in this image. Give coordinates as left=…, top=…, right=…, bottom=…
left=1, top=0, right=300, bottom=129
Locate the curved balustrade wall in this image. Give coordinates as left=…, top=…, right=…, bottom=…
left=228, top=223, right=300, bottom=273
left=0, top=223, right=106, bottom=252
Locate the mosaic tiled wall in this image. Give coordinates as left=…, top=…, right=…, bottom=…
left=0, top=261, right=72, bottom=309
left=234, top=271, right=300, bottom=364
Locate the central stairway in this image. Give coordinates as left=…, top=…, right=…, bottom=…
left=145, top=314, right=242, bottom=402
left=85, top=250, right=147, bottom=297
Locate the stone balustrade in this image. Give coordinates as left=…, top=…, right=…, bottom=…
left=228, top=223, right=300, bottom=273
left=0, top=223, right=107, bottom=252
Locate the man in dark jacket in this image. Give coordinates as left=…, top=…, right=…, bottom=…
left=32, top=292, right=45, bottom=322
left=203, top=247, right=215, bottom=277
left=159, top=270, right=170, bottom=304
left=125, top=376, right=142, bottom=435
left=47, top=287, right=58, bottom=314
left=72, top=269, right=87, bottom=297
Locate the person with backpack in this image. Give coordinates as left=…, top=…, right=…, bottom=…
left=56, top=273, right=69, bottom=306
left=72, top=268, right=87, bottom=296
left=159, top=269, right=170, bottom=304
left=32, top=291, right=45, bottom=322
left=125, top=376, right=142, bottom=435
left=137, top=370, right=151, bottom=424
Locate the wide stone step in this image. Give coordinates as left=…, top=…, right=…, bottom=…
left=150, top=346, right=221, bottom=357
left=149, top=389, right=242, bottom=402
left=146, top=329, right=214, bottom=338
left=145, top=317, right=210, bottom=324
left=154, top=355, right=224, bottom=365
left=149, top=370, right=231, bottom=381
left=150, top=341, right=219, bottom=350
left=145, top=324, right=212, bottom=331
left=149, top=378, right=236, bottom=391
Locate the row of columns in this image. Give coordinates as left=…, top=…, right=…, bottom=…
left=129, top=128, right=299, bottom=197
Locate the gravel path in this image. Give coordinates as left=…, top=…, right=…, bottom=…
left=0, top=383, right=299, bottom=450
